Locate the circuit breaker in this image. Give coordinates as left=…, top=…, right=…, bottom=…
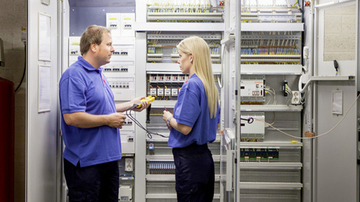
left=103, top=37, right=136, bottom=101
left=120, top=111, right=135, bottom=154
left=106, top=13, right=135, bottom=37
left=147, top=73, right=186, bottom=100
left=68, top=37, right=80, bottom=66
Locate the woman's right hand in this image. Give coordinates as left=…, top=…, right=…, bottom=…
left=163, top=110, right=173, bottom=130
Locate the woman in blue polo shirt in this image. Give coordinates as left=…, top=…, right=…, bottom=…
left=163, top=36, right=220, bottom=202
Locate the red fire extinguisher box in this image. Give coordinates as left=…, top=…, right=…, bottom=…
left=0, top=77, right=15, bottom=202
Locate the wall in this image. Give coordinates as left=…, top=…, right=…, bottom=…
left=0, top=0, right=27, bottom=201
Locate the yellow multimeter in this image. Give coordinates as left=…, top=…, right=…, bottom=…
left=135, top=96, right=155, bottom=108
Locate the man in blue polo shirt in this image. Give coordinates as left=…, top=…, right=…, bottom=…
left=59, top=25, right=149, bottom=202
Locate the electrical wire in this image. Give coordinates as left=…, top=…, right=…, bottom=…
left=292, top=0, right=300, bottom=9
left=255, top=93, right=360, bottom=140
left=126, top=104, right=168, bottom=139
left=15, top=43, right=26, bottom=92
left=266, top=112, right=276, bottom=127
left=265, top=88, right=275, bottom=105
left=265, top=86, right=276, bottom=105
left=285, top=83, right=293, bottom=105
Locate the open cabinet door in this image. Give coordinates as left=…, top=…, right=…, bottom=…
left=26, top=1, right=61, bottom=201
left=312, top=0, right=358, bottom=201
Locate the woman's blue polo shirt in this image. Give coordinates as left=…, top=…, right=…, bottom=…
left=59, top=56, right=122, bottom=167
left=168, top=74, right=220, bottom=148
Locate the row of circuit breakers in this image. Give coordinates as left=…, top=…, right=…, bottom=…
left=147, top=74, right=189, bottom=100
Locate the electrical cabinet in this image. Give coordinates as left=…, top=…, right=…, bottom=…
left=221, top=0, right=305, bottom=201
left=132, top=1, right=225, bottom=201
left=143, top=31, right=223, bottom=201
left=57, top=1, right=359, bottom=202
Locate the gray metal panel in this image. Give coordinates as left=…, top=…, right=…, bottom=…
left=60, top=1, right=71, bottom=202
left=313, top=1, right=358, bottom=201
left=27, top=0, right=59, bottom=201
left=134, top=31, right=147, bottom=202
left=69, top=7, right=135, bottom=36
left=315, top=82, right=357, bottom=202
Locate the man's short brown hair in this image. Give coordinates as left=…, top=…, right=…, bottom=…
left=80, top=25, right=111, bottom=55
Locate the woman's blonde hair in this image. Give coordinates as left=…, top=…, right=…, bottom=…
left=177, top=36, right=219, bottom=118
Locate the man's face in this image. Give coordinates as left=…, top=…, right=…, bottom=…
left=95, top=32, right=114, bottom=66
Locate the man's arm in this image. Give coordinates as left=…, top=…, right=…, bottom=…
left=63, top=112, right=126, bottom=129
left=116, top=101, right=135, bottom=112
left=116, top=96, right=150, bottom=112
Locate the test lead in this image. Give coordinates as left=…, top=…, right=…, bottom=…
left=126, top=96, right=168, bottom=139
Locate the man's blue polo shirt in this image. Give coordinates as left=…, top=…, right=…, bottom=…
left=59, top=56, right=122, bottom=167
left=168, top=74, right=220, bottom=148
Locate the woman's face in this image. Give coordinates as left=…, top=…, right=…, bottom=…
left=177, top=50, right=193, bottom=74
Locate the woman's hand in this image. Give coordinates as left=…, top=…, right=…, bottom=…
left=163, top=110, right=173, bottom=130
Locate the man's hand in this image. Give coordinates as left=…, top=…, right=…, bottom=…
left=106, top=112, right=126, bottom=129
left=131, top=97, right=151, bottom=112
left=116, top=96, right=152, bottom=112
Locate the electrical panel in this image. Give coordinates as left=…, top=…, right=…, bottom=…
left=121, top=111, right=135, bottom=154
left=68, top=37, right=80, bottom=66
left=118, top=156, right=135, bottom=201
left=59, top=0, right=359, bottom=201
left=241, top=2, right=302, bottom=23
left=219, top=0, right=305, bottom=201
left=137, top=7, right=225, bottom=199
left=241, top=31, right=302, bottom=65
left=147, top=73, right=188, bottom=100
left=146, top=1, right=224, bottom=23
left=68, top=37, right=136, bottom=119
left=241, top=113, right=265, bottom=141
left=144, top=31, right=223, bottom=200
left=106, top=13, right=135, bottom=37
left=241, top=76, right=265, bottom=105
left=241, top=80, right=264, bottom=97
left=104, top=36, right=136, bottom=101
left=119, top=185, right=133, bottom=201
left=147, top=32, right=222, bottom=65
